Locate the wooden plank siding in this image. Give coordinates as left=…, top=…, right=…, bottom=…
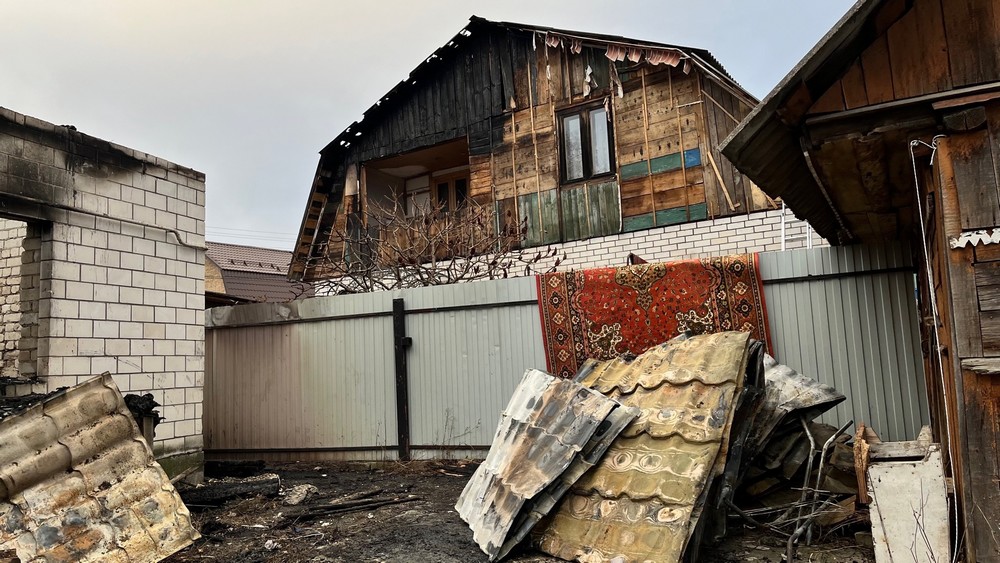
left=306, top=22, right=763, bottom=271
left=807, top=0, right=1000, bottom=119
left=929, top=101, right=1000, bottom=561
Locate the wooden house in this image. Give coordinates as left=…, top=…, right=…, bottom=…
left=722, top=0, right=1000, bottom=559
left=289, top=17, right=783, bottom=282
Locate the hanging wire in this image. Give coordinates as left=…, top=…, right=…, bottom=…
left=908, top=134, right=961, bottom=563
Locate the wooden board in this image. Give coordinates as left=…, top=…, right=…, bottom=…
left=950, top=129, right=1000, bottom=230
left=841, top=61, right=870, bottom=110
left=936, top=138, right=984, bottom=358
left=621, top=194, right=654, bottom=218
left=885, top=0, right=952, bottom=99
left=959, top=369, right=1000, bottom=561
left=942, top=0, right=1000, bottom=89
left=861, top=35, right=896, bottom=104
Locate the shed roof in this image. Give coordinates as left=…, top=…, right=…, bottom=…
left=719, top=0, right=885, bottom=243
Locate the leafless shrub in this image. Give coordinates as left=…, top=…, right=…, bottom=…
left=300, top=198, right=564, bottom=294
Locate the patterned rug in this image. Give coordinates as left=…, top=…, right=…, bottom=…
left=537, top=254, right=771, bottom=378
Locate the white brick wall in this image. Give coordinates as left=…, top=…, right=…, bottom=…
left=533, top=207, right=828, bottom=271
left=0, top=218, right=26, bottom=377
left=0, top=107, right=206, bottom=458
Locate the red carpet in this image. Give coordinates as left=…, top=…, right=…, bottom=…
left=537, top=254, right=771, bottom=378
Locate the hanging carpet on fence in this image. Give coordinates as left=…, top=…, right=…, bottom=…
left=537, top=254, right=771, bottom=378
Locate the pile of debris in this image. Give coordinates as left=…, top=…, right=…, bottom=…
left=0, top=374, right=199, bottom=562
left=457, top=332, right=877, bottom=562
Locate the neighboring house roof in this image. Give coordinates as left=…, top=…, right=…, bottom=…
left=206, top=241, right=312, bottom=303
left=291, top=16, right=754, bottom=280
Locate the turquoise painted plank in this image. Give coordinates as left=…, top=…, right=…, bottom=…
left=619, top=161, right=649, bottom=181
left=649, top=153, right=682, bottom=175
left=623, top=213, right=655, bottom=232
left=688, top=202, right=708, bottom=221
left=560, top=186, right=588, bottom=242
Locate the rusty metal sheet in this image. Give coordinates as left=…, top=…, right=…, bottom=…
left=0, top=374, right=199, bottom=562
left=534, top=332, right=751, bottom=563
left=456, top=368, right=638, bottom=561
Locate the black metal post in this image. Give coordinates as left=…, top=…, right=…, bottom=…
left=392, top=298, right=412, bottom=461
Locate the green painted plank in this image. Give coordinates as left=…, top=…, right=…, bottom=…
left=655, top=207, right=688, bottom=226
left=540, top=189, right=561, bottom=244
left=688, top=202, right=708, bottom=221
left=590, top=181, right=620, bottom=237
left=623, top=213, right=655, bottom=232
left=619, top=161, right=650, bottom=181
left=517, top=192, right=541, bottom=247
left=649, top=153, right=683, bottom=175
left=560, top=186, right=588, bottom=242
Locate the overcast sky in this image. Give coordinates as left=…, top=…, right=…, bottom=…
left=0, top=1, right=853, bottom=250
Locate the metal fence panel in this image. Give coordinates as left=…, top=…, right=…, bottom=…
left=403, top=277, right=545, bottom=456
left=204, top=291, right=399, bottom=460
left=759, top=243, right=928, bottom=441
left=204, top=243, right=929, bottom=460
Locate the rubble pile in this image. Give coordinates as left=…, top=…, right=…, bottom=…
left=457, top=332, right=872, bottom=563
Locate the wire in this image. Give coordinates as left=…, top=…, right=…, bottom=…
left=908, top=134, right=960, bottom=562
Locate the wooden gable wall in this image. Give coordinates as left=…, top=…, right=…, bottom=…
left=808, top=0, right=1000, bottom=116
left=477, top=31, right=773, bottom=245
left=316, top=24, right=774, bottom=266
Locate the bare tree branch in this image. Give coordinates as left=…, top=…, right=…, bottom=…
left=298, top=198, right=565, bottom=294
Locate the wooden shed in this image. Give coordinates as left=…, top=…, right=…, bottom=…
left=290, top=17, right=778, bottom=282
left=722, top=0, right=1000, bottom=560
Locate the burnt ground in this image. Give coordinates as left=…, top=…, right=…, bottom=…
left=165, top=460, right=874, bottom=563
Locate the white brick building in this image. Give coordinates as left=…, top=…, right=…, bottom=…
left=0, top=107, right=205, bottom=476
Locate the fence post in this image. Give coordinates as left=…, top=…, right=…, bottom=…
left=392, top=298, right=412, bottom=461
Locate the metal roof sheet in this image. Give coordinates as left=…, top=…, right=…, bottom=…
left=0, top=375, right=199, bottom=562
left=456, top=368, right=638, bottom=561
left=206, top=241, right=294, bottom=274
left=534, top=332, right=751, bottom=563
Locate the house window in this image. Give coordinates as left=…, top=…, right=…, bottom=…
left=559, top=104, right=614, bottom=184
left=433, top=176, right=469, bottom=213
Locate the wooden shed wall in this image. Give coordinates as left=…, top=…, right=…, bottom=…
left=923, top=102, right=1000, bottom=561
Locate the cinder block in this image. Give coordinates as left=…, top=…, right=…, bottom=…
left=142, top=356, right=165, bottom=373
left=119, top=322, right=143, bottom=339
left=131, top=339, right=153, bottom=356
left=143, top=322, right=166, bottom=339
left=105, top=339, right=129, bottom=355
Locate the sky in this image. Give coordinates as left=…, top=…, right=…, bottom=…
left=0, top=1, right=854, bottom=250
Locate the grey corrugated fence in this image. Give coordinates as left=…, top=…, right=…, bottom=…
left=204, top=243, right=927, bottom=461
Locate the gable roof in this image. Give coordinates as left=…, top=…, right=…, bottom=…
left=292, top=16, right=752, bottom=279
left=207, top=241, right=294, bottom=274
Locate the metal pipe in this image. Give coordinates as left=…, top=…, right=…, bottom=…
left=807, top=419, right=853, bottom=544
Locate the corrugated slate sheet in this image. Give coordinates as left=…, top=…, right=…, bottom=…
left=456, top=369, right=638, bottom=561
left=534, top=332, right=751, bottom=563
left=0, top=375, right=199, bottom=562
